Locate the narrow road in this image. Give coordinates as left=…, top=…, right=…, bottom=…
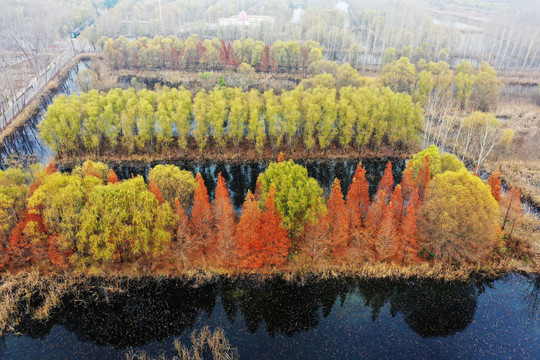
left=0, top=41, right=78, bottom=133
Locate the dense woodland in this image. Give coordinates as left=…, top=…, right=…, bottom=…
left=0, top=147, right=526, bottom=273
left=38, top=84, right=423, bottom=157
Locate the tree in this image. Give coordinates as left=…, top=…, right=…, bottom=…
left=377, top=162, right=394, bottom=203
left=213, top=173, right=236, bottom=265
left=193, top=90, right=210, bottom=152
left=380, top=57, right=417, bottom=94
left=259, top=185, right=290, bottom=266
left=397, top=203, right=421, bottom=264
left=148, top=165, right=196, bottom=209
left=174, top=199, right=189, bottom=244
left=440, top=153, right=465, bottom=173
left=365, top=190, right=387, bottom=257
left=149, top=179, right=166, bottom=204
left=228, top=88, right=248, bottom=153
left=259, top=161, right=325, bottom=238
left=501, top=188, right=523, bottom=238
left=260, top=45, right=271, bottom=72
left=347, top=163, right=370, bottom=242
left=471, top=61, right=503, bottom=111
left=325, top=179, right=349, bottom=255
left=418, top=169, right=500, bottom=263
left=236, top=191, right=263, bottom=269
left=375, top=201, right=399, bottom=261
left=487, top=168, right=502, bottom=203
left=189, top=174, right=214, bottom=257
left=410, top=145, right=441, bottom=177
left=400, top=161, right=416, bottom=206
left=417, top=156, right=431, bottom=199
left=390, top=185, right=404, bottom=224
left=28, top=172, right=87, bottom=258
left=107, top=169, right=119, bottom=184
left=455, top=60, right=475, bottom=109
left=77, top=176, right=176, bottom=264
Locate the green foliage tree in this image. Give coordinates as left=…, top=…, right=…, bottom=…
left=259, top=160, right=325, bottom=237
left=77, top=176, right=176, bottom=263
left=148, top=165, right=196, bottom=209
left=380, top=57, right=417, bottom=94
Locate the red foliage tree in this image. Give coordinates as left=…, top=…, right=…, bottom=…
left=189, top=174, right=214, bottom=256
left=197, top=40, right=205, bottom=61
left=259, top=185, right=290, bottom=266
left=325, top=179, right=349, bottom=256
left=47, top=234, right=72, bottom=269
left=226, top=42, right=236, bottom=68
left=260, top=45, right=270, bottom=72
left=213, top=173, right=236, bottom=264
left=107, top=169, right=119, bottom=184
left=417, top=156, right=431, bottom=199
left=220, top=40, right=228, bottom=68
left=487, top=168, right=502, bottom=203
left=277, top=152, right=285, bottom=163
left=149, top=179, right=165, bottom=204
left=377, top=161, right=394, bottom=203
left=396, top=203, right=421, bottom=264
left=236, top=191, right=263, bottom=269
left=347, top=162, right=371, bottom=224
left=5, top=217, right=31, bottom=269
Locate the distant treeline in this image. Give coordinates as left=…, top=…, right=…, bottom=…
left=39, top=84, right=423, bottom=156
left=103, top=35, right=334, bottom=73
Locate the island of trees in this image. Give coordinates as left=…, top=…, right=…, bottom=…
left=0, top=146, right=529, bottom=275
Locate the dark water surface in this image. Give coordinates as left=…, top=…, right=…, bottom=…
left=58, top=158, right=405, bottom=210
left=1, top=274, right=538, bottom=359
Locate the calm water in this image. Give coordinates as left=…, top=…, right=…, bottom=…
left=58, top=158, right=405, bottom=210
left=0, top=274, right=538, bottom=359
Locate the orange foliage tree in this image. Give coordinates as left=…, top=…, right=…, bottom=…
left=501, top=187, right=523, bottom=237
left=347, top=163, right=370, bottom=242
left=397, top=203, right=421, bottom=264
left=325, top=179, right=349, bottom=256
left=390, top=185, right=404, bottom=224
left=487, top=168, right=502, bottom=203
left=213, top=173, right=236, bottom=265
left=174, top=198, right=189, bottom=243
left=378, top=161, right=394, bottom=203
left=259, top=185, right=290, bottom=266
left=107, top=169, right=119, bottom=184
left=400, top=161, right=416, bottom=205
left=236, top=191, right=263, bottom=269
left=189, top=174, right=214, bottom=256
left=149, top=179, right=166, bottom=204
left=375, top=201, right=399, bottom=261
left=417, top=156, right=431, bottom=199
left=365, top=190, right=387, bottom=257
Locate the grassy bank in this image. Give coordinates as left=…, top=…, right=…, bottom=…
left=1, top=257, right=537, bottom=336
left=53, top=137, right=414, bottom=166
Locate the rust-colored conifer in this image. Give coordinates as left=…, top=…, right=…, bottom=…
left=189, top=174, right=214, bottom=256
left=149, top=179, right=165, bottom=204
left=236, top=191, right=263, bottom=269
left=325, top=179, right=349, bottom=255
left=487, top=168, right=502, bottom=203
left=260, top=185, right=290, bottom=266
left=377, top=161, right=394, bottom=203
left=107, top=169, right=119, bottom=184
left=213, top=173, right=236, bottom=264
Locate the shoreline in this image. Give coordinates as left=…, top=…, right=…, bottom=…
left=0, top=53, right=102, bottom=145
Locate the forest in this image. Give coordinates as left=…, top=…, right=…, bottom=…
left=0, top=147, right=527, bottom=273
